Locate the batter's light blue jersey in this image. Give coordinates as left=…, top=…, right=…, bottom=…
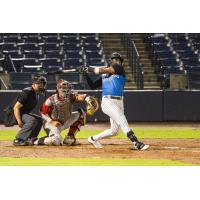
left=102, top=74, right=126, bottom=97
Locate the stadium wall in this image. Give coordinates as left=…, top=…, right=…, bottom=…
left=0, top=90, right=200, bottom=122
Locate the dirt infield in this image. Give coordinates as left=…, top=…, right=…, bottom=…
left=0, top=138, right=200, bottom=165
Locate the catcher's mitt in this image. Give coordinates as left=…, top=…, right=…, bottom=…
left=85, top=96, right=99, bottom=116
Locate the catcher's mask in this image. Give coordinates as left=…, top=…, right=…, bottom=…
left=57, top=79, right=72, bottom=98
left=32, top=75, right=47, bottom=95
left=110, top=52, right=124, bottom=64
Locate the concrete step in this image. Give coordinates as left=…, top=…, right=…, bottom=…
left=144, top=82, right=161, bottom=86
left=144, top=76, right=158, bottom=81
left=143, top=70, right=157, bottom=73
left=142, top=63, right=153, bottom=66
left=143, top=78, right=159, bottom=82
left=140, top=58, right=152, bottom=61
left=140, top=55, right=149, bottom=59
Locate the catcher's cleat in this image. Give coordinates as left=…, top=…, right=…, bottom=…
left=88, top=137, right=103, bottom=149
left=63, top=135, right=76, bottom=146
left=133, top=141, right=149, bottom=151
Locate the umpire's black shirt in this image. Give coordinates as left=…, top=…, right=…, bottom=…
left=17, top=87, right=38, bottom=114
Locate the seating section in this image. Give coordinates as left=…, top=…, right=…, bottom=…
left=147, top=33, right=200, bottom=89
left=0, top=33, right=106, bottom=90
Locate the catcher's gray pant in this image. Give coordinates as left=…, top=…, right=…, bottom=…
left=93, top=96, right=131, bottom=141
left=43, top=111, right=80, bottom=145
left=16, top=113, right=43, bottom=141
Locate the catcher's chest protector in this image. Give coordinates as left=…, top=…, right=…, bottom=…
left=50, top=94, right=73, bottom=123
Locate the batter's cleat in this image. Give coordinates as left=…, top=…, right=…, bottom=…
left=133, top=141, right=149, bottom=151
left=88, top=137, right=103, bottom=149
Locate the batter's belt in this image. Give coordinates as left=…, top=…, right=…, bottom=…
left=104, top=95, right=123, bottom=100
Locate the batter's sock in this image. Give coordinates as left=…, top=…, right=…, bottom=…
left=91, top=136, right=95, bottom=141
left=127, top=130, right=139, bottom=143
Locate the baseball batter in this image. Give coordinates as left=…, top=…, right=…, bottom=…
left=85, top=52, right=149, bottom=150
left=34, top=79, right=96, bottom=146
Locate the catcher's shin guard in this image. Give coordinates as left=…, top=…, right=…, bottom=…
left=63, top=109, right=86, bottom=146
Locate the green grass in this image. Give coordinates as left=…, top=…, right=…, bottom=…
left=1, top=128, right=200, bottom=140
left=0, top=157, right=194, bottom=166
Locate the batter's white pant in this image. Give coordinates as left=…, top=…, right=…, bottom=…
left=43, top=111, right=80, bottom=145
left=93, top=96, right=131, bottom=141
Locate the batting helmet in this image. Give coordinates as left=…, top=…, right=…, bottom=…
left=110, top=52, right=124, bottom=64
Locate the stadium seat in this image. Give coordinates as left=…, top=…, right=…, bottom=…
left=2, top=33, right=20, bottom=38
left=62, top=37, right=79, bottom=43
left=1, top=43, right=18, bottom=51
left=24, top=37, right=44, bottom=44
left=80, top=33, right=97, bottom=38
left=177, top=50, right=196, bottom=58
left=86, top=58, right=105, bottom=66
left=83, top=43, right=101, bottom=51
left=154, top=50, right=176, bottom=59
left=18, top=43, right=41, bottom=51
left=22, top=59, right=43, bottom=72
left=66, top=51, right=83, bottom=59
left=82, top=37, right=98, bottom=43
left=3, top=38, right=24, bottom=44
left=43, top=37, right=62, bottom=43
left=40, top=33, right=59, bottom=38
left=60, top=33, right=78, bottom=39
left=42, top=43, right=61, bottom=51
left=182, top=57, right=200, bottom=66
left=20, top=33, right=40, bottom=38
left=44, top=51, right=65, bottom=59
left=42, top=58, right=63, bottom=72
left=85, top=50, right=102, bottom=58
left=150, top=36, right=167, bottom=44
left=152, top=43, right=169, bottom=51
left=62, top=43, right=82, bottom=51
left=24, top=51, right=44, bottom=59
left=64, top=58, right=83, bottom=67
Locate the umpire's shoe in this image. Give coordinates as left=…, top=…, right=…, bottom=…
left=13, top=138, right=28, bottom=146
left=13, top=138, right=34, bottom=146
left=133, top=141, right=149, bottom=151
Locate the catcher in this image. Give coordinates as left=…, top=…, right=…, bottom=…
left=34, top=79, right=98, bottom=146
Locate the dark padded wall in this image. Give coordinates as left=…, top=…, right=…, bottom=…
left=1, top=90, right=200, bottom=122
left=124, top=91, right=163, bottom=121
left=163, top=91, right=200, bottom=121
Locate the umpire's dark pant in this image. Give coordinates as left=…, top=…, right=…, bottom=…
left=15, top=113, right=43, bottom=141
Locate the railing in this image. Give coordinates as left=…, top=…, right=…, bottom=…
left=122, top=33, right=144, bottom=89
left=0, top=77, right=9, bottom=90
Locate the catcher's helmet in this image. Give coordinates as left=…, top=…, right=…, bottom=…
left=57, top=79, right=72, bottom=97
left=110, top=52, right=124, bottom=64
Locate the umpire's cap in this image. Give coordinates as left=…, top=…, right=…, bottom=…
left=110, top=52, right=124, bottom=64
left=32, top=75, right=47, bottom=85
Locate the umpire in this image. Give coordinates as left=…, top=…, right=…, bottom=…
left=13, top=75, right=47, bottom=146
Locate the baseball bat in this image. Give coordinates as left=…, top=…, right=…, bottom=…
left=42, top=66, right=84, bottom=75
